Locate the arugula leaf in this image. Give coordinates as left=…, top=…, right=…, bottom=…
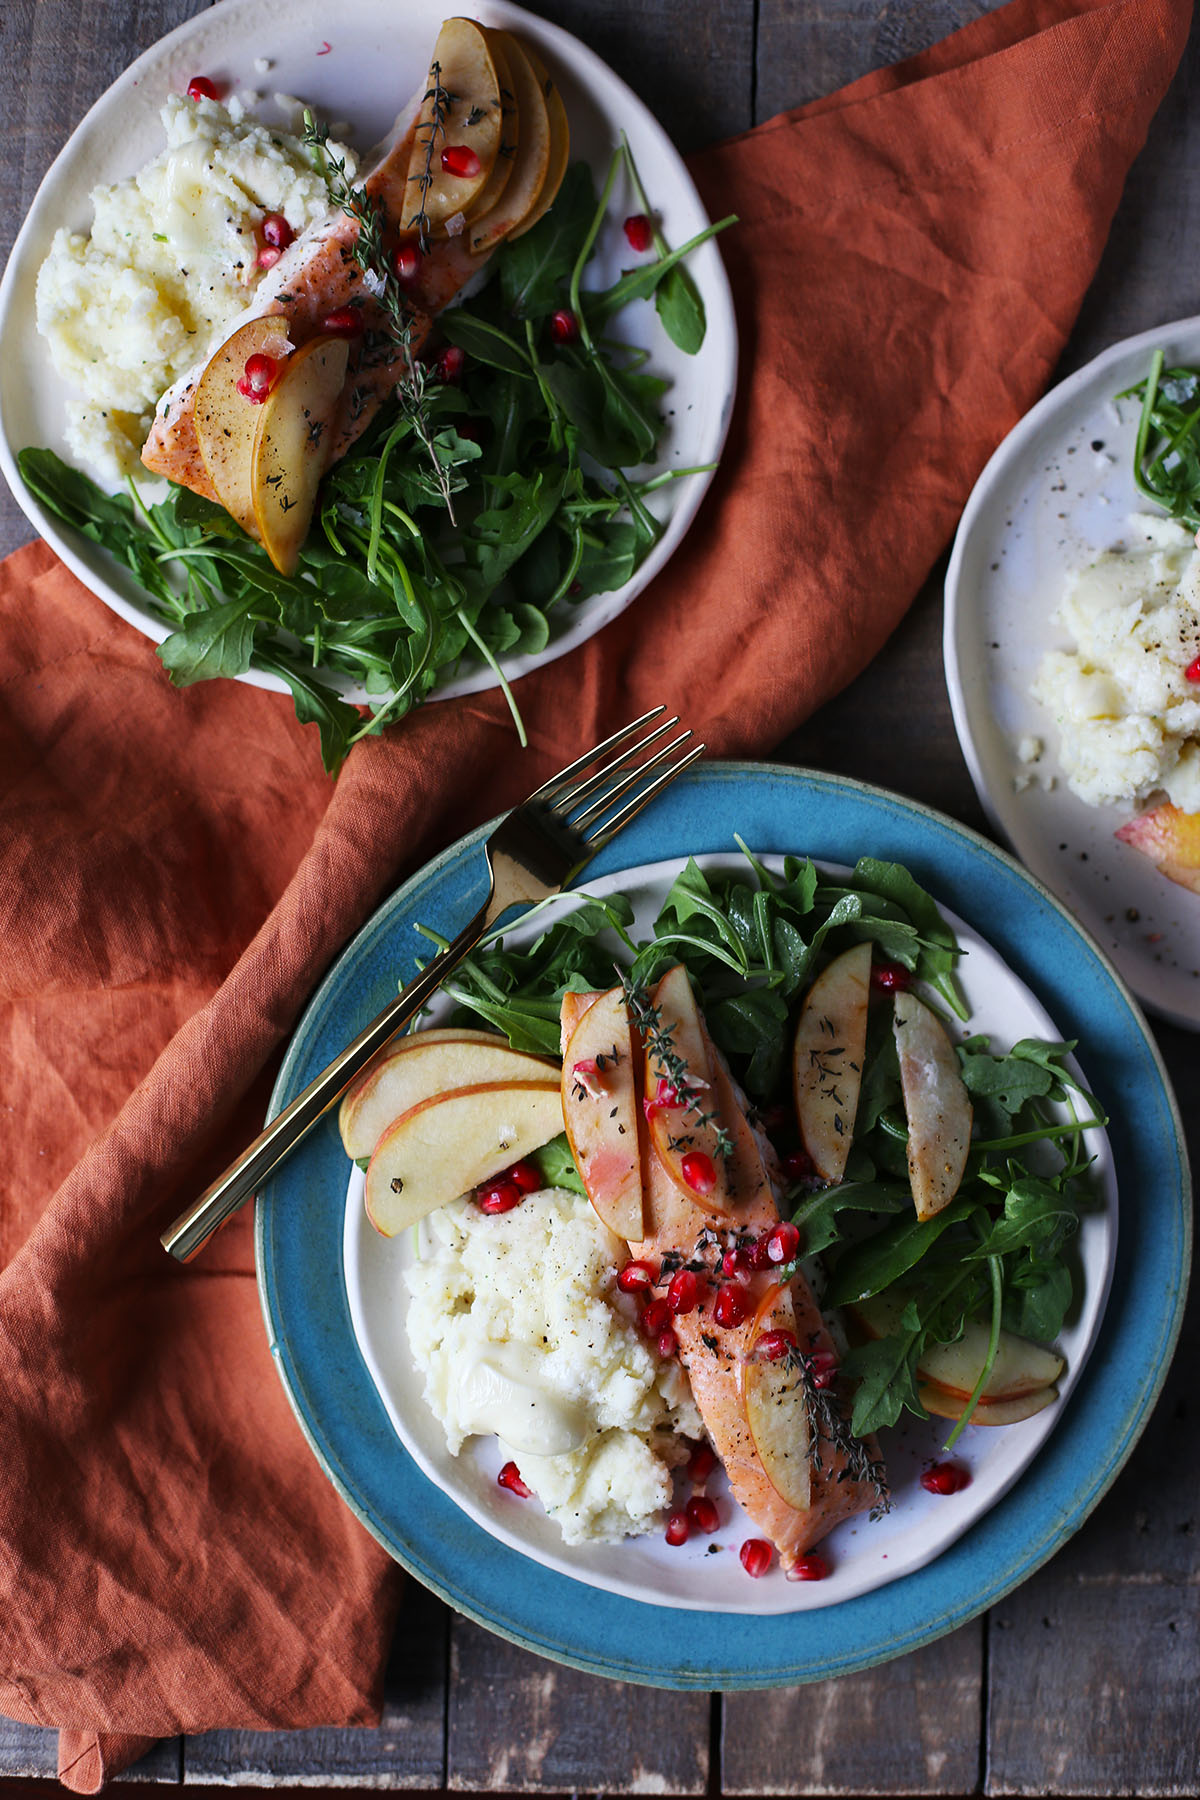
left=498, top=161, right=597, bottom=317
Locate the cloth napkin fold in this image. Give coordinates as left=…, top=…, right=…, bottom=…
left=0, top=0, right=1189, bottom=1786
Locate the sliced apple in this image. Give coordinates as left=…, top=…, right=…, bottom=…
left=1115, top=802, right=1200, bottom=894
left=250, top=333, right=349, bottom=575
left=792, top=942, right=871, bottom=1184
left=364, top=1080, right=563, bottom=1237
left=561, top=985, right=643, bottom=1240
left=851, top=1292, right=1064, bottom=1403
left=404, top=18, right=503, bottom=236
left=739, top=1286, right=812, bottom=1512
left=644, top=964, right=731, bottom=1213
left=467, top=31, right=551, bottom=255
left=919, top=1381, right=1059, bottom=1426
left=505, top=40, right=569, bottom=240
left=463, top=30, right=519, bottom=233
left=339, top=1030, right=558, bottom=1161
left=893, top=991, right=972, bottom=1221
left=193, top=315, right=294, bottom=535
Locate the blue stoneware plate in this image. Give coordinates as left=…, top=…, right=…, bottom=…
left=256, top=762, right=1190, bottom=1686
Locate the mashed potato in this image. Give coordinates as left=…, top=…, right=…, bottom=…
left=1031, top=514, right=1200, bottom=810
left=36, top=92, right=355, bottom=482
left=406, top=1188, right=702, bottom=1545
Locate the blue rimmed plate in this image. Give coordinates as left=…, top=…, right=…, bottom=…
left=256, top=763, right=1190, bottom=1685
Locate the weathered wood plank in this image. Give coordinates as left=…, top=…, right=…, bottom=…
left=446, top=1619, right=710, bottom=1793
left=721, top=1624, right=983, bottom=1795
left=0, top=1720, right=181, bottom=1783
left=182, top=1579, right=447, bottom=1786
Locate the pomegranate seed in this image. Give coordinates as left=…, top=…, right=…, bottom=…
left=477, top=1179, right=522, bottom=1214
left=721, top=1245, right=748, bottom=1278
left=757, top=1328, right=797, bottom=1363
left=256, top=245, right=282, bottom=270
left=441, top=144, right=481, bottom=178
left=681, top=1151, right=716, bottom=1195
left=807, top=1347, right=838, bottom=1389
left=549, top=308, right=580, bottom=344
left=394, top=242, right=422, bottom=282
left=644, top=1075, right=684, bottom=1121
left=871, top=961, right=912, bottom=993
left=657, top=1327, right=679, bottom=1358
left=435, top=344, right=466, bottom=382
left=687, top=1442, right=717, bottom=1484
left=618, top=1259, right=658, bottom=1294
left=497, top=1460, right=532, bottom=1498
left=503, top=1159, right=542, bottom=1194
left=623, top=212, right=653, bottom=252
left=747, top=1233, right=774, bottom=1270
left=261, top=212, right=293, bottom=250
left=686, top=1494, right=720, bottom=1534
left=571, top=1057, right=606, bottom=1098
left=783, top=1148, right=816, bottom=1182
left=713, top=1283, right=748, bottom=1329
left=740, top=1538, right=773, bottom=1578
left=236, top=352, right=277, bottom=403
left=766, top=1221, right=801, bottom=1264
left=667, top=1268, right=702, bottom=1314
left=1186, top=654, right=1200, bottom=683
left=322, top=306, right=364, bottom=337
left=920, top=1460, right=972, bottom=1496
left=186, top=76, right=220, bottom=103
left=787, top=1553, right=829, bottom=1581
left=665, top=1509, right=690, bottom=1546
left=642, top=1297, right=671, bottom=1336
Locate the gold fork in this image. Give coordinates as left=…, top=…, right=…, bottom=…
left=161, top=707, right=703, bottom=1260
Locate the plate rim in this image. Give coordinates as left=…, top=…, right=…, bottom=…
left=942, top=311, right=1200, bottom=1032
left=0, top=0, right=737, bottom=706
left=255, top=761, right=1191, bottom=1688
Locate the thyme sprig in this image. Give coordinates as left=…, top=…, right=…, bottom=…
left=407, top=61, right=453, bottom=252
left=791, top=1347, right=892, bottom=1519
left=303, top=112, right=457, bottom=519
left=619, top=969, right=735, bottom=1159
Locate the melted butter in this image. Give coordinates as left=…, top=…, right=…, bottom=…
left=454, top=1345, right=590, bottom=1457
left=160, top=141, right=234, bottom=259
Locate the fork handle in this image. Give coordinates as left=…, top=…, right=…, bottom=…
left=160, top=898, right=493, bottom=1262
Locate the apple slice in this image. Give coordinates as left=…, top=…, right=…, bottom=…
left=339, top=1030, right=558, bottom=1161
left=462, top=30, right=519, bottom=232
left=505, top=40, right=569, bottom=240
left=404, top=19, right=503, bottom=235
left=919, top=1381, right=1059, bottom=1426
left=561, top=985, right=643, bottom=1240
left=1115, top=802, right=1200, bottom=894
left=792, top=942, right=871, bottom=1183
left=467, top=31, right=550, bottom=255
left=893, top=991, right=972, bottom=1221
left=250, top=333, right=349, bottom=575
left=739, top=1284, right=812, bottom=1512
left=644, top=965, right=731, bottom=1213
left=364, top=1080, right=563, bottom=1237
left=193, top=315, right=294, bottom=535
left=851, top=1292, right=1064, bottom=1402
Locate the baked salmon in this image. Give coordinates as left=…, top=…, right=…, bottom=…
left=141, top=93, right=481, bottom=498
left=561, top=977, right=884, bottom=1568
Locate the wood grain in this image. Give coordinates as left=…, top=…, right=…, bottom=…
left=446, top=1621, right=710, bottom=1793
left=723, top=1624, right=983, bottom=1794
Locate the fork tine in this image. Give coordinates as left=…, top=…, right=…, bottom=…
left=582, top=741, right=706, bottom=849
left=568, top=728, right=693, bottom=833
left=550, top=715, right=683, bottom=819
left=525, top=706, right=667, bottom=806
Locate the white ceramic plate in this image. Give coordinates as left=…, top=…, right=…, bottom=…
left=0, top=0, right=736, bottom=706
left=342, top=853, right=1116, bottom=1615
left=944, top=316, right=1200, bottom=1031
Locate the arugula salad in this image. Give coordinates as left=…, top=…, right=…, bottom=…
left=423, top=844, right=1107, bottom=1449
left=21, top=144, right=732, bottom=773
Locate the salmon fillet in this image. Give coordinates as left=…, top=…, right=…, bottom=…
left=561, top=982, right=884, bottom=1567
left=141, top=91, right=484, bottom=497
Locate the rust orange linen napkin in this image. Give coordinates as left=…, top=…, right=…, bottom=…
left=0, top=0, right=1190, bottom=1787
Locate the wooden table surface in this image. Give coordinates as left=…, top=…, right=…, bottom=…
left=2, top=0, right=1197, bottom=1794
